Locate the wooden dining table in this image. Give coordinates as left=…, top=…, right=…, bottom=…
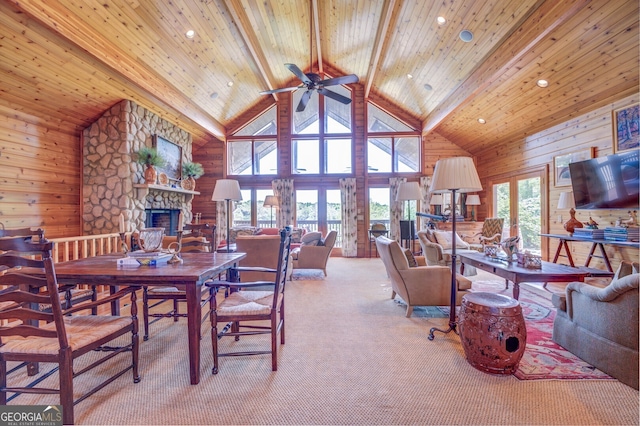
left=37, top=251, right=246, bottom=385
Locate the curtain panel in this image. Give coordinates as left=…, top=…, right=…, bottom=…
left=339, top=178, right=357, bottom=257
left=389, top=177, right=406, bottom=242
left=272, top=179, right=294, bottom=228
left=419, top=176, right=432, bottom=230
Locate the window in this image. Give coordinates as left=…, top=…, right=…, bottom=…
left=256, top=189, right=277, bottom=228
left=291, top=78, right=353, bottom=175
left=296, top=190, right=318, bottom=231
left=369, top=187, right=390, bottom=229
left=233, top=189, right=252, bottom=226
left=367, top=103, right=413, bottom=133
left=367, top=137, right=419, bottom=173
left=227, top=106, right=277, bottom=176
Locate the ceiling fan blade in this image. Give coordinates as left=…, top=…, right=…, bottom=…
left=259, top=86, right=301, bottom=95
left=320, top=74, right=359, bottom=86
left=285, top=63, right=312, bottom=85
left=296, top=90, right=313, bottom=112
left=318, top=88, right=352, bottom=104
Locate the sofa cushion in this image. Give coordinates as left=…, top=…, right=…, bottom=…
left=433, top=230, right=470, bottom=250
left=228, top=226, right=260, bottom=243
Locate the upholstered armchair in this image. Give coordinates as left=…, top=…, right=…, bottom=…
left=552, top=261, right=639, bottom=389
left=462, top=218, right=504, bottom=252
left=375, top=236, right=471, bottom=317
left=291, top=230, right=337, bottom=277
left=416, top=229, right=477, bottom=276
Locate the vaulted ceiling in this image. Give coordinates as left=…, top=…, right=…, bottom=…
left=1, top=0, right=638, bottom=155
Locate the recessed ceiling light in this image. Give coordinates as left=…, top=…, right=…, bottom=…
left=424, top=84, right=433, bottom=91
left=407, top=74, right=413, bottom=79
left=459, top=30, right=473, bottom=42
left=437, top=16, right=447, bottom=26
left=478, top=118, right=486, bottom=124
left=227, top=81, right=234, bottom=87
left=185, top=30, right=195, bottom=39
left=537, top=79, right=549, bottom=88
left=210, top=92, right=219, bottom=99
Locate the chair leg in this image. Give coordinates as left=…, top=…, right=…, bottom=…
left=405, top=305, right=414, bottom=318
left=142, top=287, right=150, bottom=341
left=211, top=320, right=219, bottom=375
left=0, top=360, right=6, bottom=405
left=130, top=292, right=141, bottom=383
left=391, top=290, right=396, bottom=299
left=271, top=315, right=278, bottom=372
left=59, top=350, right=74, bottom=426
left=280, top=300, right=285, bottom=345
left=173, top=299, right=179, bottom=322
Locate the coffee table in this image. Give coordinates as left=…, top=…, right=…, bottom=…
left=458, top=252, right=612, bottom=300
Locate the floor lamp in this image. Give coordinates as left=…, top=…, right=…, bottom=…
left=428, top=157, right=482, bottom=340
left=212, top=179, right=242, bottom=253
left=263, top=195, right=279, bottom=227
left=396, top=181, right=422, bottom=250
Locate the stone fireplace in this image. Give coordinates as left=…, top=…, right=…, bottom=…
left=82, top=100, right=195, bottom=235
left=146, top=209, right=181, bottom=236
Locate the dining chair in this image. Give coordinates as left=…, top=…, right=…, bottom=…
left=142, top=223, right=216, bottom=341
left=205, top=227, right=292, bottom=374
left=0, top=236, right=140, bottom=425
left=0, top=226, right=97, bottom=313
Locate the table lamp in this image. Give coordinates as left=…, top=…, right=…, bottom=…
left=466, top=194, right=481, bottom=221
left=212, top=179, right=242, bottom=252
left=263, top=195, right=279, bottom=227
left=428, top=157, right=482, bottom=340
left=557, top=191, right=583, bottom=235
left=429, top=194, right=443, bottom=216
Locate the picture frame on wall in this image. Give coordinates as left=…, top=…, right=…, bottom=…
left=554, top=147, right=594, bottom=187
left=612, top=103, right=640, bottom=153
left=153, top=135, right=182, bottom=181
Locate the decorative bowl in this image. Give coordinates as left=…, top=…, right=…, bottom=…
left=138, top=228, right=165, bottom=252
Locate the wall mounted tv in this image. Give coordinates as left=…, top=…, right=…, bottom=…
left=569, top=149, right=639, bottom=209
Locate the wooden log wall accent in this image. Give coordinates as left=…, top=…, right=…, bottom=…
left=0, top=104, right=81, bottom=238
left=475, top=93, right=639, bottom=270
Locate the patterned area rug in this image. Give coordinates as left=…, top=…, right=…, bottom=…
left=403, top=280, right=615, bottom=382
left=290, top=269, right=325, bottom=281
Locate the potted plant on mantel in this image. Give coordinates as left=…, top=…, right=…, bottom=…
left=181, top=162, right=204, bottom=191
left=135, top=146, right=166, bottom=184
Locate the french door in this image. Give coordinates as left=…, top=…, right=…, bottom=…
left=488, top=169, right=547, bottom=256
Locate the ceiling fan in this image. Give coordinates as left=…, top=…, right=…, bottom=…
left=259, top=63, right=359, bottom=112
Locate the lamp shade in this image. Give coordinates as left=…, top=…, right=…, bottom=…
left=263, top=195, right=279, bottom=208
left=396, top=181, right=422, bottom=201
left=430, top=157, right=482, bottom=193
left=429, top=194, right=443, bottom=206
left=466, top=194, right=481, bottom=206
left=557, top=191, right=575, bottom=209
left=211, top=179, right=242, bottom=201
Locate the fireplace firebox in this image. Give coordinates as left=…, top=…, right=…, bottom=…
left=145, top=209, right=181, bottom=236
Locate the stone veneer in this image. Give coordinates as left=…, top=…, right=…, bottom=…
left=82, top=100, right=193, bottom=234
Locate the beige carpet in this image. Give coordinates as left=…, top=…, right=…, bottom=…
left=8, top=258, right=639, bottom=425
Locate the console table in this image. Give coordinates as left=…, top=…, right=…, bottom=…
left=540, top=233, right=640, bottom=272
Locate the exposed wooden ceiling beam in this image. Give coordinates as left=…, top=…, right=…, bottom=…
left=7, top=0, right=227, bottom=141
left=311, top=0, right=323, bottom=74
left=422, top=0, right=591, bottom=134
left=364, top=0, right=399, bottom=99
left=224, top=0, right=279, bottom=101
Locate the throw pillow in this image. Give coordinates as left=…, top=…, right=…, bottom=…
left=433, top=230, right=470, bottom=250
left=290, top=228, right=305, bottom=243
left=404, top=249, right=418, bottom=267
left=301, top=231, right=322, bottom=246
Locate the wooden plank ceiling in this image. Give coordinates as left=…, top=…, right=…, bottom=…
left=1, top=0, right=638, bottom=152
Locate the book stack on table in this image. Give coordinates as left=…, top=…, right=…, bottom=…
left=573, top=228, right=605, bottom=240
left=604, top=227, right=629, bottom=242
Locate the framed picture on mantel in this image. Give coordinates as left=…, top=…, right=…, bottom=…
left=553, top=147, right=594, bottom=187
left=153, top=135, right=182, bottom=181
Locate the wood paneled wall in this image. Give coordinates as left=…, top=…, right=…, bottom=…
left=0, top=104, right=81, bottom=238
left=475, top=94, right=639, bottom=270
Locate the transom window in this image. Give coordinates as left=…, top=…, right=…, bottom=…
left=367, top=103, right=420, bottom=173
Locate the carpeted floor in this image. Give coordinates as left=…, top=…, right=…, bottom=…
left=7, top=258, right=639, bottom=425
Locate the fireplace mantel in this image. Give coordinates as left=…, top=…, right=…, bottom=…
left=133, top=183, right=200, bottom=201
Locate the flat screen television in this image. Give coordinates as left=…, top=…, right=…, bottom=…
left=569, top=149, right=639, bottom=209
